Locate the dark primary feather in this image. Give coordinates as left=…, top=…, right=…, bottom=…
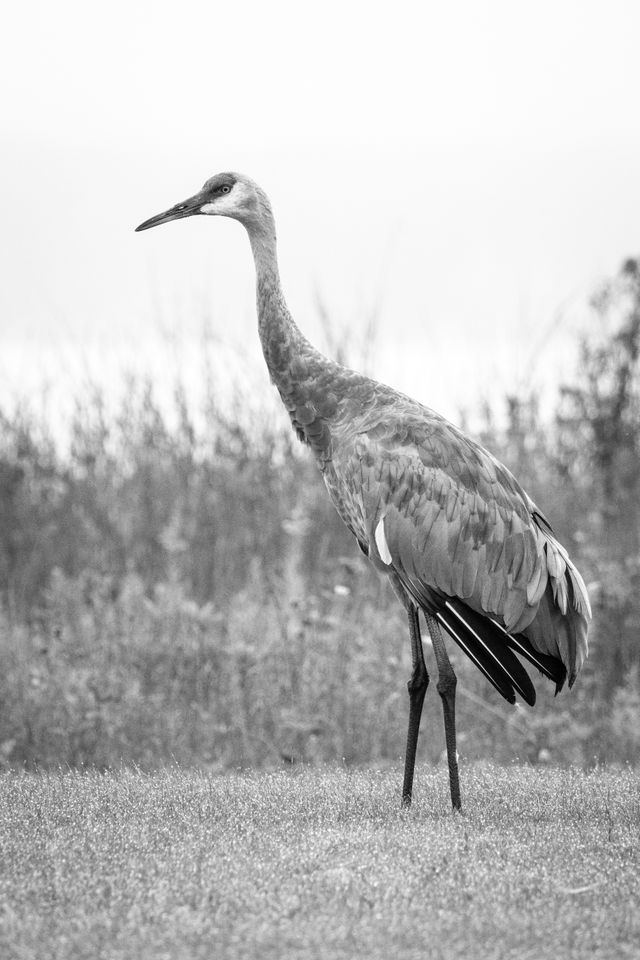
left=437, top=601, right=537, bottom=705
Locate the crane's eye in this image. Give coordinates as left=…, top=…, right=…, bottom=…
left=220, top=185, right=231, bottom=194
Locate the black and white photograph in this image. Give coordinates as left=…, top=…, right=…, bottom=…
left=1, top=1, right=639, bottom=957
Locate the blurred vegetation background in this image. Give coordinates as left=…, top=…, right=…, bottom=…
left=1, top=258, right=639, bottom=771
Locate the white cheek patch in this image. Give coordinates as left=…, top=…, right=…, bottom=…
left=375, top=516, right=393, bottom=565
left=200, top=197, right=237, bottom=215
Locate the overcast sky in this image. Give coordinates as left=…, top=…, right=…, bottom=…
left=2, top=0, right=639, bottom=426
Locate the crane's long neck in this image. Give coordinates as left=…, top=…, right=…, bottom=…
left=247, top=219, right=325, bottom=398
left=245, top=212, right=343, bottom=461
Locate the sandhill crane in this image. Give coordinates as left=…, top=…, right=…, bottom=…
left=136, top=173, right=591, bottom=810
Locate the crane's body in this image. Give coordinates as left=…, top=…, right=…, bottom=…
left=136, top=172, right=591, bottom=809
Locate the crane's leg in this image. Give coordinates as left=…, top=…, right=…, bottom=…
left=425, top=614, right=461, bottom=811
left=402, top=605, right=430, bottom=807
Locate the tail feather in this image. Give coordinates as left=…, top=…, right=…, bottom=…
left=438, top=599, right=536, bottom=706
left=523, top=580, right=588, bottom=687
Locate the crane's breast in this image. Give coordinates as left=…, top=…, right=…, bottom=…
left=322, top=459, right=369, bottom=551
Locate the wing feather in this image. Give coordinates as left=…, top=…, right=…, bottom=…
left=461, top=548, right=480, bottom=598
left=325, top=396, right=590, bottom=696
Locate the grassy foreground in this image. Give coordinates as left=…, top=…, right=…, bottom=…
left=0, top=764, right=638, bottom=960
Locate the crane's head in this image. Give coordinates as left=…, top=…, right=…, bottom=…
left=135, top=172, right=270, bottom=233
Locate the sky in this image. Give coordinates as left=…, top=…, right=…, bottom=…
left=2, top=0, right=640, bottom=428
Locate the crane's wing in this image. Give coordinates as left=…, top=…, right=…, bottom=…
left=328, top=398, right=590, bottom=700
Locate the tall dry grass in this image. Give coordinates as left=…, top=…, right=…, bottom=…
left=1, top=258, right=640, bottom=770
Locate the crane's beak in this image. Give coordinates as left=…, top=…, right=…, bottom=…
left=135, top=192, right=205, bottom=232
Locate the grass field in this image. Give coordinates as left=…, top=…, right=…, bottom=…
left=0, top=763, right=638, bottom=960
